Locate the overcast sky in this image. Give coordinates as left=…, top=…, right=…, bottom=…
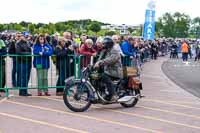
left=0, top=0, right=199, bottom=25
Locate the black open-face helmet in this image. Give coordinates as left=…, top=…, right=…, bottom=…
left=102, top=37, right=114, bottom=49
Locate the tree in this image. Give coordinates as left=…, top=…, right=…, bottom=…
left=0, top=24, right=4, bottom=32
left=160, top=12, right=176, bottom=37
left=0, top=19, right=107, bottom=35
left=191, top=17, right=200, bottom=38
left=128, top=28, right=134, bottom=34
left=88, top=22, right=101, bottom=33
left=173, top=12, right=191, bottom=38
left=155, top=18, right=163, bottom=37
left=87, top=30, right=96, bottom=36
left=105, top=31, right=117, bottom=36
left=97, top=30, right=107, bottom=36
left=28, top=24, right=35, bottom=33
left=19, top=21, right=29, bottom=27
left=48, top=23, right=56, bottom=34
left=157, top=12, right=191, bottom=38
left=13, top=24, right=23, bottom=31
left=55, top=22, right=66, bottom=32
left=36, top=23, right=45, bottom=29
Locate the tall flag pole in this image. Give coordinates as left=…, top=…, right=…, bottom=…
left=143, top=0, right=156, bottom=40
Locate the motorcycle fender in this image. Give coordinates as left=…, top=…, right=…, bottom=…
left=65, top=77, right=95, bottom=98
left=65, top=76, right=75, bottom=87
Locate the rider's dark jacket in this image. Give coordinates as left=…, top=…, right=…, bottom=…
left=98, top=46, right=123, bottom=78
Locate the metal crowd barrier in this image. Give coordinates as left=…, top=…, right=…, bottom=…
left=0, top=54, right=146, bottom=97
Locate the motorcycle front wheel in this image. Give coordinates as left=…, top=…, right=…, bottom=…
left=63, top=81, right=92, bottom=112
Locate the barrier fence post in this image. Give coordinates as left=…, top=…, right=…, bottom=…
left=5, top=55, right=9, bottom=98
left=78, top=56, right=81, bottom=79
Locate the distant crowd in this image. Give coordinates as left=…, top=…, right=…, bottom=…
left=0, top=31, right=199, bottom=97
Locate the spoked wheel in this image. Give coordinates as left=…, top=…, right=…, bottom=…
left=63, top=81, right=92, bottom=112
left=120, top=90, right=139, bottom=108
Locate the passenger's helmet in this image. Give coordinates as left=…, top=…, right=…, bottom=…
left=102, top=37, right=114, bottom=49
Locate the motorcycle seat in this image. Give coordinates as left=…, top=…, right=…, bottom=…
left=111, top=78, right=121, bottom=84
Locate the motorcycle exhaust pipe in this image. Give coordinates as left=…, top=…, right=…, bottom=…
left=117, top=95, right=140, bottom=103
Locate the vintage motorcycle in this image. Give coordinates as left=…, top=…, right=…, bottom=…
left=63, top=65, right=143, bottom=112
left=170, top=48, right=178, bottom=59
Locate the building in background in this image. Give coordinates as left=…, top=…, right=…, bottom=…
left=101, top=24, right=140, bottom=35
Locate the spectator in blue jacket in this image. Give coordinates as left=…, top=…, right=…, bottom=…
left=121, top=37, right=136, bottom=66
left=33, top=35, right=53, bottom=96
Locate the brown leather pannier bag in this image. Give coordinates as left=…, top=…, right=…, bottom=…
left=123, top=67, right=138, bottom=77
left=128, top=77, right=141, bottom=90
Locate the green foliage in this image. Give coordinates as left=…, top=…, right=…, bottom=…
left=104, top=31, right=117, bottom=36
left=128, top=28, right=134, bottom=34
left=156, top=12, right=191, bottom=38
left=88, top=22, right=101, bottom=33
left=132, top=25, right=143, bottom=37
left=87, top=30, right=96, bottom=36
left=13, top=24, right=23, bottom=31
left=0, top=24, right=4, bottom=32
left=0, top=19, right=106, bottom=35
left=55, top=22, right=66, bottom=32
left=191, top=17, right=200, bottom=38
left=96, top=30, right=107, bottom=36
left=19, top=21, right=30, bottom=27
left=155, top=19, right=163, bottom=37
left=1, top=14, right=200, bottom=39
left=28, top=24, right=35, bottom=33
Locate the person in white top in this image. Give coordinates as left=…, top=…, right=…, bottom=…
left=112, top=35, right=125, bottom=56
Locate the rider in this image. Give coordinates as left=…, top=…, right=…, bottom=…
left=171, top=42, right=178, bottom=57
left=94, top=37, right=123, bottom=101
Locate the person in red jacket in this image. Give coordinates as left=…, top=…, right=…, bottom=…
left=80, top=39, right=97, bottom=68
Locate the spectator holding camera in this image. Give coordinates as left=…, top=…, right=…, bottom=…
left=33, top=35, right=53, bottom=96
left=16, top=35, right=32, bottom=96
left=55, top=37, right=75, bottom=96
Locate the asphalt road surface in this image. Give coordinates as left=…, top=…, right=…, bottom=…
left=0, top=57, right=200, bottom=133
left=162, top=58, right=200, bottom=98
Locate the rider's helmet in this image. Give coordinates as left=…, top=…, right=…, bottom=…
left=102, top=37, right=114, bottom=49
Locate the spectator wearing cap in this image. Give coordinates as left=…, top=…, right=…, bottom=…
left=80, top=39, right=97, bottom=68
left=33, top=35, right=53, bottom=96
left=16, top=35, right=32, bottom=96
left=0, top=37, right=7, bottom=96
left=55, top=37, right=75, bottom=96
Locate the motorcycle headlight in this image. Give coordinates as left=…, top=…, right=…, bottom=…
left=82, top=79, right=86, bottom=83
